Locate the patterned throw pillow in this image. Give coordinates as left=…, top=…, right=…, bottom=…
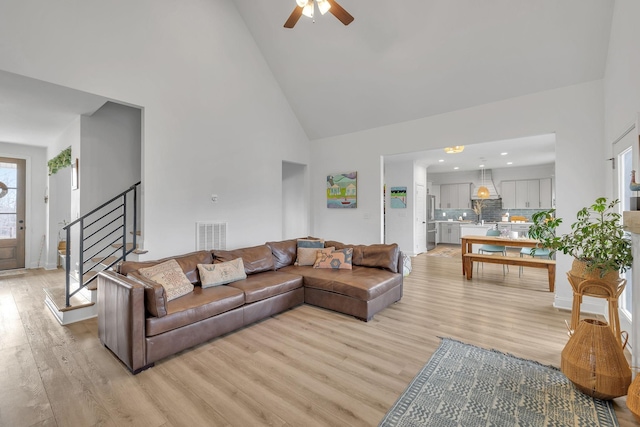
left=197, top=258, right=247, bottom=288
left=402, top=253, right=412, bottom=277
left=313, top=248, right=353, bottom=270
left=137, top=259, right=194, bottom=301
left=295, top=239, right=325, bottom=266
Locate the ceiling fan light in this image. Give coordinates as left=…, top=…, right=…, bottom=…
left=317, top=0, right=331, bottom=15
left=302, top=2, right=314, bottom=18
left=444, top=145, right=464, bottom=154
left=296, top=0, right=308, bottom=7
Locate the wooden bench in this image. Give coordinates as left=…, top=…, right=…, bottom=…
left=462, top=253, right=556, bottom=292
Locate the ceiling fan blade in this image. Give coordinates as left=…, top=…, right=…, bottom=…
left=284, top=6, right=303, bottom=28
left=327, top=0, right=354, bottom=26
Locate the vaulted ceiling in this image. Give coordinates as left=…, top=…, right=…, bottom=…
left=232, top=0, right=614, bottom=140
left=0, top=0, right=615, bottom=153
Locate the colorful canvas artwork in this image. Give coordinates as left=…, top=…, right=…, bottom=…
left=327, top=172, right=357, bottom=208
left=390, top=186, right=407, bottom=208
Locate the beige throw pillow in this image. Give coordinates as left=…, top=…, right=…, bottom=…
left=295, top=239, right=325, bottom=266
left=137, top=259, right=194, bottom=301
left=197, top=258, right=247, bottom=288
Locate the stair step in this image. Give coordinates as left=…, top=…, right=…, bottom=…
left=130, top=230, right=142, bottom=236
left=70, top=270, right=99, bottom=283
left=133, top=249, right=148, bottom=255
left=91, top=256, right=118, bottom=266
left=112, top=242, right=143, bottom=251
left=43, top=287, right=94, bottom=312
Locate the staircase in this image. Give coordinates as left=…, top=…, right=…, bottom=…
left=45, top=182, right=143, bottom=325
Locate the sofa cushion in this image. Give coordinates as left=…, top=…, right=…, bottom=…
left=324, top=240, right=364, bottom=264
left=197, top=258, right=247, bottom=288
left=313, top=248, right=353, bottom=270
left=118, top=250, right=213, bottom=284
left=295, top=239, right=325, bottom=266
left=266, top=239, right=298, bottom=269
left=280, top=265, right=401, bottom=301
left=324, top=241, right=399, bottom=273
left=137, top=259, right=194, bottom=302
left=213, top=245, right=274, bottom=275
left=226, top=270, right=303, bottom=303
left=360, top=244, right=400, bottom=273
left=145, top=285, right=245, bottom=337
left=127, top=271, right=168, bottom=318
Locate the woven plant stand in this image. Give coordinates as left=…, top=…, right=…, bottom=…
left=627, top=375, right=640, bottom=422
left=566, top=273, right=626, bottom=347
left=561, top=319, right=631, bottom=400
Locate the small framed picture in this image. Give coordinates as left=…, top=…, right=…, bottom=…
left=71, top=158, right=79, bottom=190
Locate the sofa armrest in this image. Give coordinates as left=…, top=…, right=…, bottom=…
left=98, top=270, right=149, bottom=373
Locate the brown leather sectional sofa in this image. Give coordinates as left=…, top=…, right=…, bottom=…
left=97, top=238, right=403, bottom=373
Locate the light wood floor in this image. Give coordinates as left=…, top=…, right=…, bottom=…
left=0, top=253, right=636, bottom=426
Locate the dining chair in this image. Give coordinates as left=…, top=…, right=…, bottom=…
left=478, top=228, right=508, bottom=275
left=519, top=247, right=552, bottom=277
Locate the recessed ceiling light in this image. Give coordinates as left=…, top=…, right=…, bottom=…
left=507, top=162, right=513, bottom=165
left=454, top=167, right=459, bottom=170
left=501, top=152, right=508, bottom=156
left=479, top=164, right=485, bottom=168
left=438, top=159, right=444, bottom=163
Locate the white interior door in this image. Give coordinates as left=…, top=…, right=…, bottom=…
left=416, top=184, right=427, bottom=254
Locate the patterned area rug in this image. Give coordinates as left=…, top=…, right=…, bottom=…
left=379, top=338, right=618, bottom=427
left=426, top=245, right=461, bottom=258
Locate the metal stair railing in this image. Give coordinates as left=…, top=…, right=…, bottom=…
left=63, top=181, right=141, bottom=307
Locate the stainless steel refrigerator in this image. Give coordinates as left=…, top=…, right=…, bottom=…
left=427, top=195, right=436, bottom=250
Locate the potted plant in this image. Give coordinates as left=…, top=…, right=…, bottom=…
left=528, top=197, right=632, bottom=281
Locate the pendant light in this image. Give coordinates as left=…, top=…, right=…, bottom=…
left=477, top=166, right=490, bottom=199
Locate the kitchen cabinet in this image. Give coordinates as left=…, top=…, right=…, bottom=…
left=440, top=183, right=471, bottom=209
left=516, top=180, right=540, bottom=208
left=497, top=222, right=534, bottom=238
left=439, top=222, right=460, bottom=244
left=501, top=179, right=551, bottom=209
left=539, top=178, right=553, bottom=208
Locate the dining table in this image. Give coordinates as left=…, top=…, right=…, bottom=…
left=460, top=234, right=544, bottom=276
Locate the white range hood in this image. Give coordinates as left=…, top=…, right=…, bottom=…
left=471, top=169, right=500, bottom=200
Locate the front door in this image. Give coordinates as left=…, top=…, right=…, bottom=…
left=0, top=157, right=25, bottom=270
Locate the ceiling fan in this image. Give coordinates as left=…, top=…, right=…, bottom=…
left=284, top=0, right=354, bottom=29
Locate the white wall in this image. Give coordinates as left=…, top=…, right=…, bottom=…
left=311, top=81, right=606, bottom=311
left=384, top=160, right=415, bottom=254
left=603, top=0, right=640, bottom=353
left=0, top=141, right=48, bottom=269
left=604, top=0, right=640, bottom=144
left=46, top=119, right=80, bottom=269
left=0, top=0, right=310, bottom=260
left=80, top=101, right=141, bottom=213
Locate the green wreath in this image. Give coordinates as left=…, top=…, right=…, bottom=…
left=48, top=147, right=72, bottom=175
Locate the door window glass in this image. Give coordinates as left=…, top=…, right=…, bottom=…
left=0, top=162, right=17, bottom=239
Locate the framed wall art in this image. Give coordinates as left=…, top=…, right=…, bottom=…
left=390, top=186, right=407, bottom=208
left=327, top=171, right=357, bottom=208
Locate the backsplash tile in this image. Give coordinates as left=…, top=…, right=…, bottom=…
left=435, top=198, right=546, bottom=223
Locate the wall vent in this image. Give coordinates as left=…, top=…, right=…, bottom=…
left=196, top=222, right=227, bottom=251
